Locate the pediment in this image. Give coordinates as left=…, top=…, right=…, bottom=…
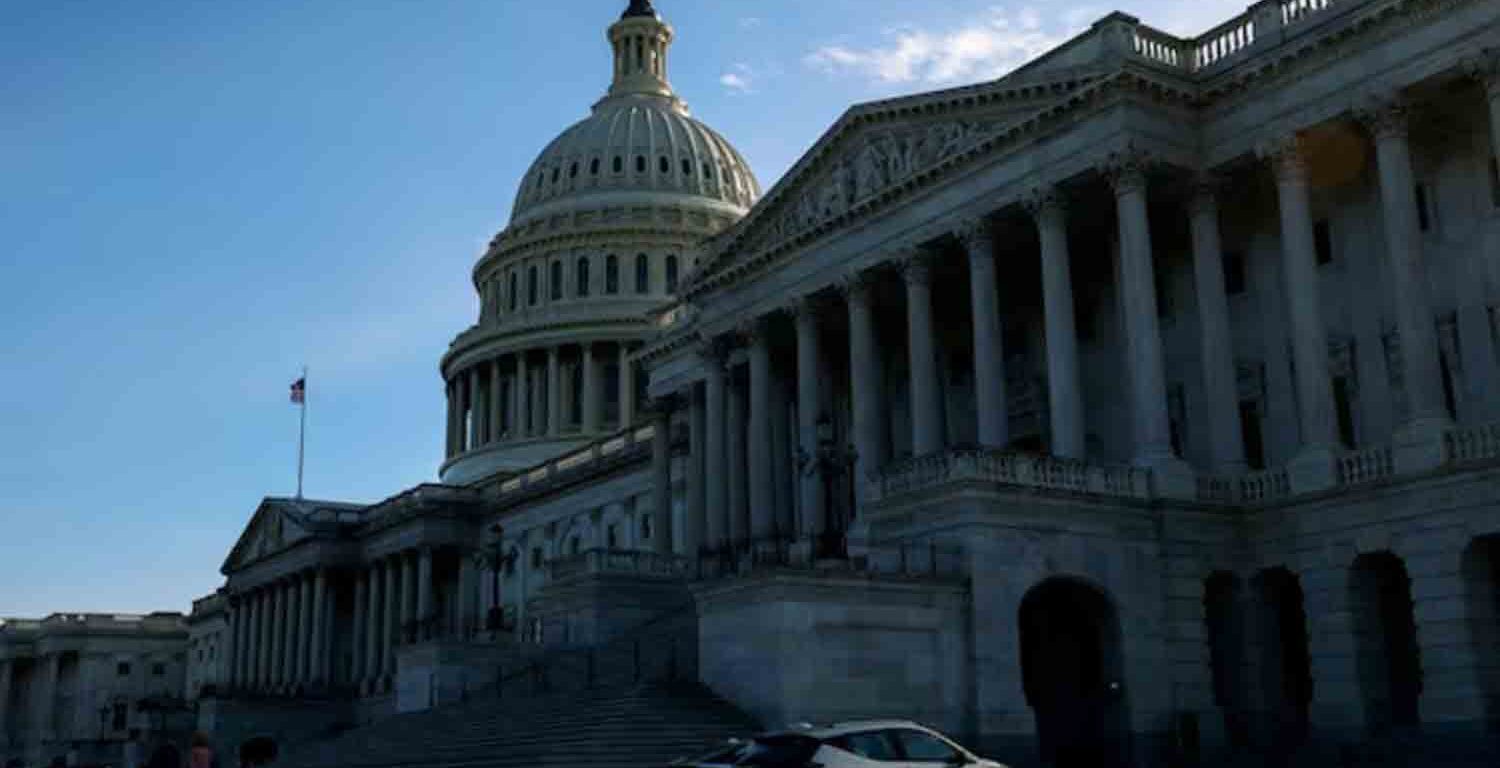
left=221, top=499, right=316, bottom=574
left=694, top=70, right=1099, bottom=282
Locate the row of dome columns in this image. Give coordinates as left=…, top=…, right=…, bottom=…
left=652, top=90, right=1466, bottom=553
left=446, top=342, right=640, bottom=458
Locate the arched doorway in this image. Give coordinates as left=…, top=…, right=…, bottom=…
left=1204, top=572, right=1249, bottom=748
left=1462, top=536, right=1500, bottom=728
left=1250, top=567, right=1312, bottom=752
left=1350, top=551, right=1422, bottom=731
left=1019, top=578, right=1130, bottom=768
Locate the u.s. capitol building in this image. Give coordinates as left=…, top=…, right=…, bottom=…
left=15, top=0, right=1495, bottom=765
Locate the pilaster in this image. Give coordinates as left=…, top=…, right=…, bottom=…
left=702, top=347, right=729, bottom=548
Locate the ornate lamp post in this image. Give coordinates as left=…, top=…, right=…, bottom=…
left=798, top=414, right=856, bottom=561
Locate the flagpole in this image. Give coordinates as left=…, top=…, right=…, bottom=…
left=297, top=365, right=307, bottom=500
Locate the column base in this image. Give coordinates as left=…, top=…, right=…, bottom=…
left=1393, top=416, right=1451, bottom=475
left=1288, top=445, right=1339, bottom=494
left=1139, top=454, right=1196, bottom=500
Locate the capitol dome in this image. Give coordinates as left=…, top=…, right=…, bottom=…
left=439, top=0, right=758, bottom=486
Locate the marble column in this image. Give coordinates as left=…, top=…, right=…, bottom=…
left=703, top=352, right=728, bottom=548
left=0, top=659, right=11, bottom=748
left=1108, top=153, right=1176, bottom=465
left=352, top=572, right=368, bottom=686
left=547, top=347, right=562, bottom=437
left=1189, top=181, right=1249, bottom=472
left=1030, top=186, right=1086, bottom=458
left=383, top=556, right=399, bottom=676
left=417, top=548, right=434, bottom=640
left=285, top=576, right=302, bottom=687
left=727, top=367, right=748, bottom=544
left=270, top=583, right=286, bottom=691
left=225, top=599, right=242, bottom=691
left=793, top=298, right=825, bottom=538
left=651, top=403, right=674, bottom=553
left=514, top=352, right=529, bottom=439
left=960, top=220, right=1009, bottom=449
left=366, top=563, right=384, bottom=688
left=36, top=654, right=58, bottom=742
left=248, top=590, right=262, bottom=690
left=747, top=325, right=774, bottom=541
left=400, top=552, right=417, bottom=645
left=582, top=343, right=601, bottom=433
left=902, top=253, right=945, bottom=457
left=1262, top=135, right=1339, bottom=459
left=1363, top=98, right=1448, bottom=434
left=844, top=272, right=886, bottom=508
left=298, top=573, right=313, bottom=687
left=490, top=358, right=504, bottom=443
left=687, top=383, right=707, bottom=553
left=619, top=344, right=636, bottom=427
left=467, top=368, right=482, bottom=449
left=310, top=569, right=327, bottom=685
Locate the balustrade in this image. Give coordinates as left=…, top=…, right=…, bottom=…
left=1337, top=445, right=1395, bottom=486
left=1445, top=422, right=1500, bottom=465
left=876, top=448, right=1153, bottom=502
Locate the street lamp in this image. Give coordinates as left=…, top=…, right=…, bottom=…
left=798, top=414, right=856, bottom=561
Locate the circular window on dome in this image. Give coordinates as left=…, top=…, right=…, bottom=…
left=636, top=155, right=646, bottom=173
left=613, top=156, right=623, bottom=174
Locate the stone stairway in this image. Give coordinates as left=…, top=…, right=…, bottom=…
left=278, top=681, right=760, bottom=768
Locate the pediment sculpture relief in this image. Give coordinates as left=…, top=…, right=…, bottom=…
left=747, top=119, right=1007, bottom=256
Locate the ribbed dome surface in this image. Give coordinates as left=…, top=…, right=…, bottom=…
left=510, top=99, right=760, bottom=226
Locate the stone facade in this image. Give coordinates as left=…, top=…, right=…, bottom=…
left=0, top=613, right=189, bottom=768
left=192, top=1, right=1500, bottom=766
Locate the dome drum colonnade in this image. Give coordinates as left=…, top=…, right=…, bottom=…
left=643, top=87, right=1474, bottom=555
left=440, top=0, right=758, bottom=483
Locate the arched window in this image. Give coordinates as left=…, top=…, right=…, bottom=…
left=665, top=255, right=680, bottom=293
left=536, top=172, right=545, bottom=190
left=527, top=265, right=539, bottom=306
left=613, top=156, right=623, bottom=173
left=590, top=158, right=600, bottom=175
left=636, top=155, right=646, bottom=173
left=605, top=255, right=620, bottom=295
left=635, top=254, right=649, bottom=294
left=509, top=272, right=518, bottom=310
left=550, top=261, right=563, bottom=301
left=550, top=167, right=559, bottom=183
left=569, top=162, right=578, bottom=178
left=682, top=158, right=692, bottom=176
left=702, top=162, right=712, bottom=179
left=659, top=156, right=670, bottom=174
left=576, top=256, right=591, bottom=298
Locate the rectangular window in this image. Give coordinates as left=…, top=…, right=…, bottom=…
left=1332, top=376, right=1356, bottom=449
left=1314, top=219, right=1333, bottom=265
left=1224, top=251, right=1247, bottom=296
left=151, top=662, right=166, bottom=677
left=117, top=662, right=131, bottom=677
left=1414, top=183, right=1431, bottom=232
left=1156, top=269, right=1173, bottom=319
left=1239, top=401, right=1265, bottom=470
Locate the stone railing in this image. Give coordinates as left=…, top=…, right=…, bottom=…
left=1337, top=445, right=1395, bottom=486
left=1444, top=422, right=1500, bottom=465
left=1133, top=24, right=1189, bottom=68
left=1194, top=12, right=1257, bottom=68
left=1117, top=0, right=1369, bottom=73
left=875, top=449, right=1153, bottom=503
left=1197, top=468, right=1293, bottom=504
left=1282, top=0, right=1342, bottom=26
left=497, top=424, right=657, bottom=497
left=549, top=548, right=692, bottom=583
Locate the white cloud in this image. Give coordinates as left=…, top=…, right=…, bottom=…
left=803, top=7, right=1067, bottom=87
left=738, top=17, right=762, bottom=29
left=719, top=63, right=756, bottom=95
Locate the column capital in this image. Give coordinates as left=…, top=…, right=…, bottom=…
left=1354, top=94, right=1412, bottom=141
left=896, top=249, right=933, bottom=286
left=734, top=316, right=772, bottom=346
left=1024, top=184, right=1068, bottom=222
left=1187, top=173, right=1226, bottom=217
left=1463, top=48, right=1500, bottom=96
left=835, top=268, right=879, bottom=301
left=1258, top=132, right=1311, bottom=184
left=1101, top=144, right=1154, bottom=196
left=781, top=293, right=827, bottom=322
left=955, top=216, right=995, bottom=253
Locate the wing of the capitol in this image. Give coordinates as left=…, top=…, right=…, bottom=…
left=6, top=0, right=1500, bottom=765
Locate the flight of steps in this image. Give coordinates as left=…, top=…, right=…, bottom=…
left=278, top=681, right=760, bottom=768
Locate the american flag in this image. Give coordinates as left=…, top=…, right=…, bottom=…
left=290, top=377, right=306, bottom=405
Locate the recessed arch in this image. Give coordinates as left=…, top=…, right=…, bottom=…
left=1350, top=551, right=1422, bottom=731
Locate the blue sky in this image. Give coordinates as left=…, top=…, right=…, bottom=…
left=0, top=0, right=1243, bottom=616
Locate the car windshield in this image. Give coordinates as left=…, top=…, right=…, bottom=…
left=735, top=734, right=823, bottom=767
